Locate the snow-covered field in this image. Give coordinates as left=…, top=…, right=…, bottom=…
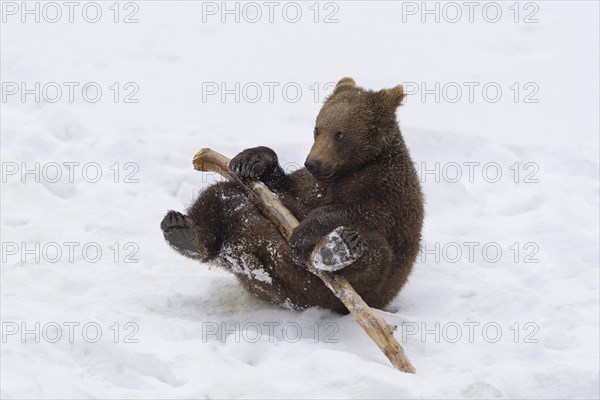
left=1, top=1, right=599, bottom=398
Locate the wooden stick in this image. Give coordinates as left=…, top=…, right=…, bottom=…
left=193, top=148, right=415, bottom=373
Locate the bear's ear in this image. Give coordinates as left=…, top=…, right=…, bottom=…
left=381, top=84, right=406, bottom=110
left=333, top=77, right=357, bottom=94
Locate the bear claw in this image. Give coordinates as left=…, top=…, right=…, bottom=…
left=229, top=147, right=277, bottom=179
left=230, top=154, right=265, bottom=179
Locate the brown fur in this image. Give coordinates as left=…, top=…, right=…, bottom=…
left=161, top=78, right=424, bottom=313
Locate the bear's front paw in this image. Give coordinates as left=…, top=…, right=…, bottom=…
left=310, top=227, right=364, bottom=272
left=229, top=147, right=277, bottom=179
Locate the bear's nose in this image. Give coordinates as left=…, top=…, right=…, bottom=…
left=304, top=159, right=320, bottom=175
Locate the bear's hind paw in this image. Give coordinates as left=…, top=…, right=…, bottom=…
left=160, top=210, right=201, bottom=258
left=310, top=227, right=364, bottom=272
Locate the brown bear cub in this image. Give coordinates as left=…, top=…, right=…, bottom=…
left=161, top=77, right=424, bottom=313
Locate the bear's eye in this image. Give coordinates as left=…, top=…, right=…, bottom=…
left=335, top=131, right=345, bottom=141
left=313, top=128, right=319, bottom=138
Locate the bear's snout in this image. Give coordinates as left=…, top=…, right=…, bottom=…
left=304, top=158, right=321, bottom=176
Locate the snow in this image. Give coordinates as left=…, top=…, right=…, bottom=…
left=1, top=1, right=599, bottom=398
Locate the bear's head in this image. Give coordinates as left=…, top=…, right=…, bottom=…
left=304, top=77, right=405, bottom=180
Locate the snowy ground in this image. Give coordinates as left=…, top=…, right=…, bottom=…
left=1, top=1, right=599, bottom=398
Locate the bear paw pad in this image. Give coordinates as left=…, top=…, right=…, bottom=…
left=160, top=210, right=200, bottom=257
left=310, top=227, right=364, bottom=272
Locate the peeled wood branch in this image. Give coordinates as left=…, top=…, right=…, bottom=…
left=193, top=147, right=415, bottom=373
